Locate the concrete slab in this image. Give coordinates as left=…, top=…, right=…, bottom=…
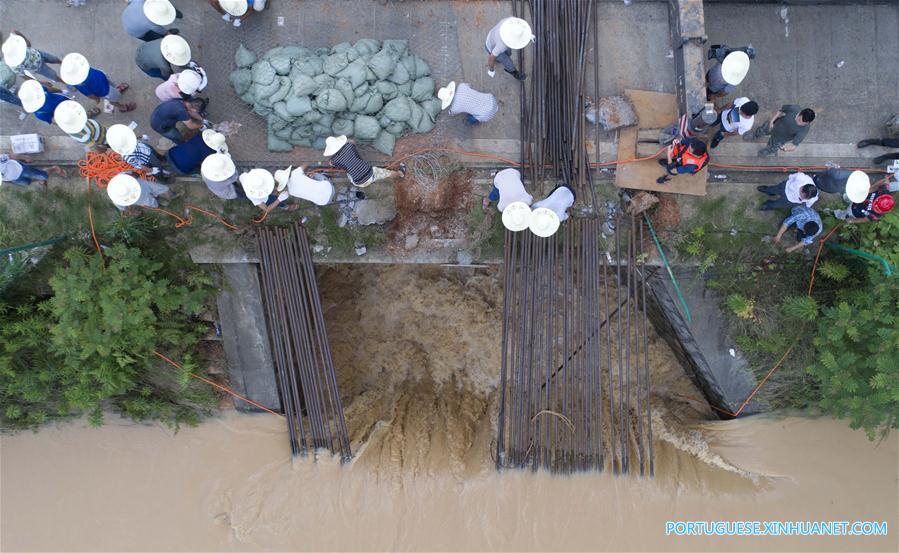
left=704, top=2, right=899, bottom=149
left=216, top=263, right=281, bottom=412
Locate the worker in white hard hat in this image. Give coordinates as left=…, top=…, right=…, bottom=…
left=485, top=168, right=533, bottom=211
left=1, top=31, right=63, bottom=83
left=273, top=165, right=335, bottom=208
left=501, top=202, right=532, bottom=233
left=485, top=17, right=534, bottom=80
left=812, top=168, right=870, bottom=200
left=324, top=135, right=405, bottom=188
left=532, top=184, right=576, bottom=223
left=155, top=64, right=208, bottom=101
left=122, top=0, right=182, bottom=42
left=106, top=172, right=171, bottom=214
left=107, top=124, right=171, bottom=178
left=53, top=100, right=106, bottom=149
left=206, top=0, right=268, bottom=28
left=60, top=53, right=135, bottom=114
left=201, top=153, right=240, bottom=200
left=239, top=168, right=297, bottom=214
left=438, top=81, right=498, bottom=126
left=706, top=51, right=749, bottom=97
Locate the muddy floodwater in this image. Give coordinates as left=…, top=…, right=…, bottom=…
left=2, top=267, right=897, bottom=552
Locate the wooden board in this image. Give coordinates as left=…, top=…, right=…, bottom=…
left=614, top=89, right=707, bottom=197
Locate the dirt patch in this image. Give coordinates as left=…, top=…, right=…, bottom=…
left=386, top=168, right=474, bottom=254
left=649, top=192, right=681, bottom=239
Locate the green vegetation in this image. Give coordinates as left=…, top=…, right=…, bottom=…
left=676, top=197, right=898, bottom=438
left=0, top=212, right=219, bottom=432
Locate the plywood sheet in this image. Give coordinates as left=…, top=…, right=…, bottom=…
left=613, top=89, right=707, bottom=197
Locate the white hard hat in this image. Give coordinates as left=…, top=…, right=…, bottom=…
left=501, top=201, right=532, bottom=232
left=323, top=135, right=348, bottom=157
left=721, top=51, right=750, bottom=86
left=437, top=81, right=456, bottom=110
left=17, top=79, right=46, bottom=113
left=219, top=0, right=249, bottom=17
left=177, top=68, right=206, bottom=95
left=106, top=124, right=138, bottom=156
left=499, top=18, right=535, bottom=50
left=143, top=0, right=177, bottom=26
left=529, top=207, right=560, bottom=238
left=201, top=153, right=237, bottom=182
left=54, top=100, right=88, bottom=134
left=160, top=34, right=191, bottom=67
left=239, top=168, right=275, bottom=198
left=274, top=165, right=293, bottom=191
left=107, top=173, right=142, bottom=207
left=1, top=33, right=28, bottom=68
left=60, top=53, right=91, bottom=86
left=845, top=170, right=871, bottom=204
left=202, top=129, right=228, bottom=153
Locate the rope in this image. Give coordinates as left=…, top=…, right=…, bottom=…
left=153, top=351, right=283, bottom=418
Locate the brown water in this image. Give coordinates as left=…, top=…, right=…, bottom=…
left=2, top=266, right=897, bottom=552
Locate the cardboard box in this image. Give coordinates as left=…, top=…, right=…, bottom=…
left=10, top=134, right=44, bottom=155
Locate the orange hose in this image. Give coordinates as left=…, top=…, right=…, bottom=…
left=153, top=351, right=283, bottom=418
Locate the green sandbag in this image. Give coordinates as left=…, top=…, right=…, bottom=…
left=416, top=114, right=435, bottom=134
left=385, top=121, right=406, bottom=136
left=332, top=118, right=354, bottom=136
left=291, top=125, right=313, bottom=140
left=252, top=61, right=276, bottom=85
left=316, top=88, right=348, bottom=112
left=413, top=56, right=431, bottom=78
left=235, top=44, right=256, bottom=68
left=410, top=77, right=435, bottom=102
left=364, top=92, right=383, bottom=114
left=332, top=42, right=355, bottom=57
left=354, top=115, right=380, bottom=140
left=290, top=137, right=312, bottom=147
left=353, top=82, right=369, bottom=97
left=294, top=56, right=323, bottom=76
left=373, top=129, right=396, bottom=156
left=389, top=61, right=410, bottom=85
left=350, top=92, right=372, bottom=113
left=367, top=48, right=397, bottom=80
left=318, top=112, right=336, bottom=129
left=252, top=77, right=282, bottom=102
left=396, top=81, right=413, bottom=96
left=229, top=69, right=253, bottom=95
left=253, top=104, right=273, bottom=117
left=285, top=96, right=313, bottom=116
left=336, top=59, right=367, bottom=88
left=275, top=125, right=293, bottom=140
left=312, top=136, right=327, bottom=151
left=335, top=78, right=356, bottom=108
left=281, top=46, right=308, bottom=58
left=420, top=98, right=442, bottom=120
left=383, top=96, right=412, bottom=122
left=263, top=47, right=284, bottom=59
left=323, top=52, right=350, bottom=76
left=365, top=67, right=378, bottom=82
left=313, top=74, right=336, bottom=94
left=268, top=55, right=292, bottom=75
left=273, top=101, right=291, bottom=121
left=269, top=76, right=292, bottom=103
left=312, top=123, right=332, bottom=136
left=376, top=81, right=398, bottom=100
left=239, top=90, right=255, bottom=104
left=291, top=73, right=317, bottom=97
left=269, top=114, right=290, bottom=131
left=382, top=40, right=408, bottom=59
left=268, top=132, right=294, bottom=152
left=353, top=38, right=381, bottom=57
left=400, top=56, right=417, bottom=79
left=302, top=110, right=323, bottom=123
left=407, top=101, right=425, bottom=131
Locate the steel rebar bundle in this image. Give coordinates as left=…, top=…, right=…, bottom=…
left=496, top=219, right=653, bottom=475
left=256, top=223, right=352, bottom=461
left=518, top=0, right=597, bottom=209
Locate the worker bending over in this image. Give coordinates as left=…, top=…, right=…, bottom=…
left=657, top=138, right=708, bottom=184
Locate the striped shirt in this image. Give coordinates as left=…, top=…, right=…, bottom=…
left=329, top=142, right=373, bottom=184
left=65, top=118, right=106, bottom=147
left=783, top=206, right=822, bottom=245
left=123, top=141, right=154, bottom=169
left=448, top=83, right=498, bottom=123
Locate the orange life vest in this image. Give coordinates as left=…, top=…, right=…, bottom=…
left=673, top=142, right=709, bottom=173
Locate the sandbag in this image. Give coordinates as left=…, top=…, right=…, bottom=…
left=293, top=56, right=323, bottom=76
left=323, top=51, right=350, bottom=76
left=368, top=48, right=397, bottom=80
left=337, top=59, right=368, bottom=88
left=332, top=118, right=354, bottom=137
left=291, top=73, right=317, bottom=97
left=373, top=130, right=396, bottom=156
left=410, top=77, right=435, bottom=102
left=252, top=61, right=276, bottom=86
left=315, top=88, right=348, bottom=112
left=389, top=61, right=411, bottom=85
left=268, top=132, right=293, bottom=152
left=268, top=55, right=292, bottom=75
left=269, top=76, right=292, bottom=103
left=229, top=69, right=252, bottom=95
left=353, top=38, right=381, bottom=57
left=383, top=96, right=412, bottom=122
left=235, top=44, right=256, bottom=68
left=285, top=96, right=313, bottom=116
left=354, top=115, right=380, bottom=140
left=335, top=78, right=356, bottom=108
left=273, top=101, right=292, bottom=121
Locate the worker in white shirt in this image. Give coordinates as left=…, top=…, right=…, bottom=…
left=710, top=97, right=758, bottom=149
left=273, top=165, right=334, bottom=207
left=532, top=184, right=575, bottom=222
left=757, top=171, right=819, bottom=210
left=485, top=167, right=533, bottom=211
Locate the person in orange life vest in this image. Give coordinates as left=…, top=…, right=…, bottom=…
left=657, top=137, right=708, bottom=184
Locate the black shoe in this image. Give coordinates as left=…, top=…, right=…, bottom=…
left=167, top=28, right=180, bottom=35
left=516, top=72, right=527, bottom=81
left=756, top=185, right=767, bottom=193
left=657, top=158, right=668, bottom=167
left=710, top=139, right=721, bottom=149
left=175, top=9, right=183, bottom=18
left=656, top=176, right=669, bottom=184
left=857, top=139, right=879, bottom=148
left=872, top=154, right=898, bottom=165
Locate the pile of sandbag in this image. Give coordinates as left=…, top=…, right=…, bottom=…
left=230, top=39, right=440, bottom=155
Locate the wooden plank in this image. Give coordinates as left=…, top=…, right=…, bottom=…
left=614, top=89, right=707, bottom=196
